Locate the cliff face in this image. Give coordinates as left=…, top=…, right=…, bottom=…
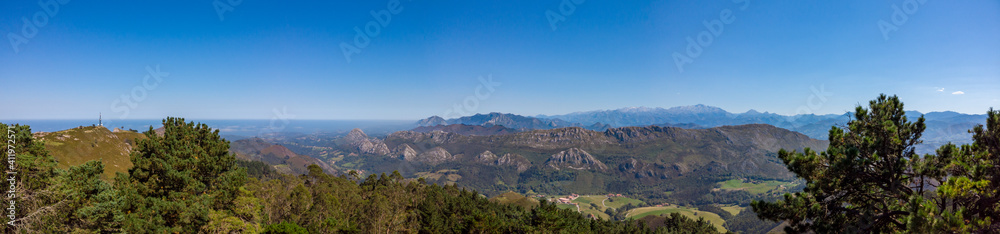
left=345, top=128, right=390, bottom=155
left=394, top=144, right=418, bottom=160
left=477, top=150, right=531, bottom=172
left=409, top=147, right=454, bottom=165
left=545, top=148, right=608, bottom=171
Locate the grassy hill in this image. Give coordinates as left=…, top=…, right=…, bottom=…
left=36, top=126, right=335, bottom=179
left=569, top=195, right=644, bottom=220
left=488, top=191, right=540, bottom=210
left=717, top=178, right=799, bottom=195
left=35, top=126, right=146, bottom=180
left=628, top=205, right=727, bottom=232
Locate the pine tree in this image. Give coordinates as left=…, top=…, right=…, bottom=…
left=0, top=123, right=62, bottom=232
left=116, top=117, right=247, bottom=232
left=752, top=94, right=927, bottom=233
left=55, top=160, right=118, bottom=232
left=927, top=109, right=1000, bottom=232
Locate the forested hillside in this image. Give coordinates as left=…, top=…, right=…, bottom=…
left=1, top=118, right=723, bottom=233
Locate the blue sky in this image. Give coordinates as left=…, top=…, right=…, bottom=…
left=1, top=0, right=997, bottom=120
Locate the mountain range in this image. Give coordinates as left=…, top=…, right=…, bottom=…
left=317, top=123, right=827, bottom=197
left=418, top=105, right=987, bottom=154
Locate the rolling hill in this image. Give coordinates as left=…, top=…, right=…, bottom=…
left=229, top=137, right=337, bottom=175
left=35, top=125, right=335, bottom=179
left=34, top=126, right=146, bottom=179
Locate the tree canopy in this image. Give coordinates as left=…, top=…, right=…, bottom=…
left=752, top=94, right=1000, bottom=233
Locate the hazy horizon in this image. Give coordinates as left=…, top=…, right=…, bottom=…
left=2, top=102, right=992, bottom=122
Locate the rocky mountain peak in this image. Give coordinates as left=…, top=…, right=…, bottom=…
left=409, top=147, right=454, bottom=165
left=496, top=153, right=531, bottom=172
left=395, top=144, right=418, bottom=160
left=344, top=128, right=389, bottom=155
left=545, top=148, right=607, bottom=171
left=416, top=116, right=448, bottom=126
left=476, top=150, right=531, bottom=173
left=477, top=150, right=498, bottom=162
left=345, top=128, right=369, bottom=141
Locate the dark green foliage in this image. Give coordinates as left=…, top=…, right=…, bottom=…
left=753, top=95, right=927, bottom=233
left=659, top=213, right=721, bottom=233
left=917, top=109, right=1000, bottom=232
left=54, top=160, right=118, bottom=232
left=695, top=190, right=757, bottom=207
left=1, top=123, right=62, bottom=232
left=116, top=117, right=247, bottom=232
left=723, top=209, right=778, bottom=234
left=752, top=95, right=1000, bottom=233
left=237, top=159, right=280, bottom=180
left=249, top=169, right=724, bottom=233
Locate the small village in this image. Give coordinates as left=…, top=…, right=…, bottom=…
left=551, top=193, right=630, bottom=206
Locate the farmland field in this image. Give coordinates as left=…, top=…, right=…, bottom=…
left=718, top=179, right=798, bottom=195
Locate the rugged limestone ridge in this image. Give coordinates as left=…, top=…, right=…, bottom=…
left=503, top=127, right=615, bottom=149
left=618, top=158, right=683, bottom=179
left=495, top=153, right=531, bottom=172
left=387, top=130, right=462, bottom=144
left=345, top=128, right=390, bottom=155
left=545, top=148, right=608, bottom=171
left=389, top=124, right=825, bottom=154
left=409, top=147, right=454, bottom=165
left=476, top=151, right=531, bottom=172
left=394, top=144, right=418, bottom=160
left=476, top=150, right=498, bottom=162
left=712, top=124, right=816, bottom=151
left=383, top=124, right=826, bottom=179
left=603, top=126, right=687, bottom=143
